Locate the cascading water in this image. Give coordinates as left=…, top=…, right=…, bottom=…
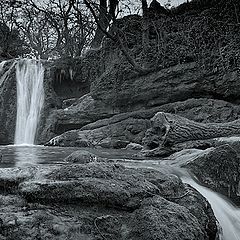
left=14, top=59, right=44, bottom=145
left=122, top=157, right=240, bottom=240
left=182, top=176, right=240, bottom=240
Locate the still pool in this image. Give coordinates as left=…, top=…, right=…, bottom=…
left=0, top=145, right=140, bottom=168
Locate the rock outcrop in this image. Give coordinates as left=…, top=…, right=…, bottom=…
left=0, top=60, right=17, bottom=144
left=45, top=98, right=240, bottom=148
left=184, top=145, right=240, bottom=205
left=0, top=161, right=218, bottom=240
left=160, top=142, right=240, bottom=204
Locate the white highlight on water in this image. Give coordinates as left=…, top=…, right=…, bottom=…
left=14, top=59, right=44, bottom=145
left=182, top=177, right=240, bottom=240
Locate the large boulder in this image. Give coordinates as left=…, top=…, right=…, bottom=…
left=0, top=162, right=218, bottom=239
left=183, top=144, right=240, bottom=205
left=64, top=150, right=99, bottom=164
left=161, top=143, right=240, bottom=204
left=125, top=196, right=206, bottom=240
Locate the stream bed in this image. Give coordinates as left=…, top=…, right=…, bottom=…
left=0, top=145, right=240, bottom=240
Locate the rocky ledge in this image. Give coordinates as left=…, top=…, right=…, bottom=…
left=44, top=97, right=240, bottom=148
left=0, top=156, right=218, bottom=240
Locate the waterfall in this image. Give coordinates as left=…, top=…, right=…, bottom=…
left=14, top=59, right=44, bottom=145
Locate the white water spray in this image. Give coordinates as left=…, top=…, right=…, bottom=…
left=14, top=59, right=44, bottom=145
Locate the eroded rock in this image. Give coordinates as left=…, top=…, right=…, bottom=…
left=125, top=196, right=206, bottom=240
left=0, top=162, right=218, bottom=240
left=183, top=144, right=240, bottom=204
left=64, top=150, right=99, bottom=164
left=44, top=98, right=240, bottom=149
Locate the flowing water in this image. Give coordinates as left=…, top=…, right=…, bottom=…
left=182, top=176, right=240, bottom=240
left=120, top=157, right=240, bottom=240
left=14, top=59, right=44, bottom=144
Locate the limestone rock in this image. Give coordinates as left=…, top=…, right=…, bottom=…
left=45, top=117, right=150, bottom=148
left=183, top=144, right=240, bottom=204
left=19, top=163, right=161, bottom=209
left=0, top=60, right=17, bottom=144
left=125, top=143, right=143, bottom=150
left=125, top=196, right=206, bottom=240
left=64, top=150, right=99, bottom=164
left=0, top=162, right=218, bottom=239
left=45, top=98, right=240, bottom=149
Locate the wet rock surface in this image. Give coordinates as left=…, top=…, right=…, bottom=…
left=183, top=144, right=240, bottom=205
left=125, top=196, right=206, bottom=240
left=160, top=142, right=240, bottom=205
left=0, top=160, right=218, bottom=240
left=0, top=60, right=17, bottom=144
left=64, top=150, right=100, bottom=164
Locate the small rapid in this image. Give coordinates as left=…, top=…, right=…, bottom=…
left=122, top=155, right=240, bottom=240
left=182, top=176, right=240, bottom=240
left=14, top=59, right=44, bottom=145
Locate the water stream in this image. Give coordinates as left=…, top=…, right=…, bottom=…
left=183, top=176, right=240, bottom=240
left=122, top=158, right=240, bottom=240
left=14, top=59, right=44, bottom=145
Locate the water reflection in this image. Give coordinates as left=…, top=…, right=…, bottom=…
left=14, top=145, right=40, bottom=167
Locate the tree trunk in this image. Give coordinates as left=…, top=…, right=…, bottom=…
left=90, top=0, right=109, bottom=49
left=144, top=112, right=240, bottom=148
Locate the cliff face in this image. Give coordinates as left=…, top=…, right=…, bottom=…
left=90, top=61, right=240, bottom=111
left=38, top=0, right=240, bottom=144
left=89, top=0, right=240, bottom=111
